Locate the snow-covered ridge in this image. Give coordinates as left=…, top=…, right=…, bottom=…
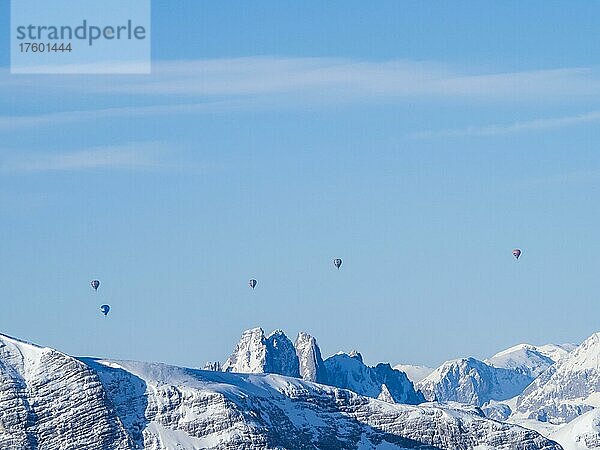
left=487, top=343, right=576, bottom=378
left=416, top=357, right=533, bottom=407
left=513, top=332, right=600, bottom=424
left=0, top=333, right=132, bottom=450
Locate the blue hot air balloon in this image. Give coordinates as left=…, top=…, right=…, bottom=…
left=249, top=279, right=257, bottom=289
left=100, top=304, right=110, bottom=316
left=333, top=258, right=342, bottom=269
left=91, top=280, right=100, bottom=291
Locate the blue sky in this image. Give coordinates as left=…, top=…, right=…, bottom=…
left=1, top=1, right=600, bottom=368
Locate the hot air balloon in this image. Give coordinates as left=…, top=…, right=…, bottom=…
left=100, top=304, right=110, bottom=316
left=91, top=280, right=100, bottom=291
left=249, top=279, right=257, bottom=289
left=333, top=258, right=342, bottom=269
left=512, top=249, right=522, bottom=260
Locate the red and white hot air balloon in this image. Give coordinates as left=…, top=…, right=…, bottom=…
left=512, top=249, right=522, bottom=260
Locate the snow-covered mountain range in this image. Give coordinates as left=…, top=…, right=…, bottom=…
left=0, top=332, right=563, bottom=450
left=213, top=327, right=600, bottom=450
left=409, top=334, right=600, bottom=450
left=2, top=326, right=600, bottom=449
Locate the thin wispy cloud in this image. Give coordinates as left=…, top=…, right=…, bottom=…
left=0, top=100, right=246, bottom=131
left=1, top=142, right=169, bottom=172
left=411, top=110, right=600, bottom=139
left=2, top=57, right=600, bottom=131
left=111, top=59, right=600, bottom=101
left=3, top=57, right=600, bottom=99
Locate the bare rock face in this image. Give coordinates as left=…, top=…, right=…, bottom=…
left=0, top=334, right=132, bottom=450
left=265, top=330, right=300, bottom=378
left=294, top=331, right=326, bottom=382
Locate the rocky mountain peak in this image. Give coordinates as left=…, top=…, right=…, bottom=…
left=294, top=331, right=326, bottom=382
left=222, top=327, right=269, bottom=374
left=222, top=327, right=299, bottom=377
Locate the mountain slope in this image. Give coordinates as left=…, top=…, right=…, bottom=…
left=514, top=332, right=600, bottom=424
left=548, top=408, right=600, bottom=450
left=537, top=344, right=579, bottom=363
left=487, top=345, right=556, bottom=378
left=487, top=343, right=576, bottom=378
left=417, top=357, right=533, bottom=407
left=0, top=334, right=132, bottom=450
